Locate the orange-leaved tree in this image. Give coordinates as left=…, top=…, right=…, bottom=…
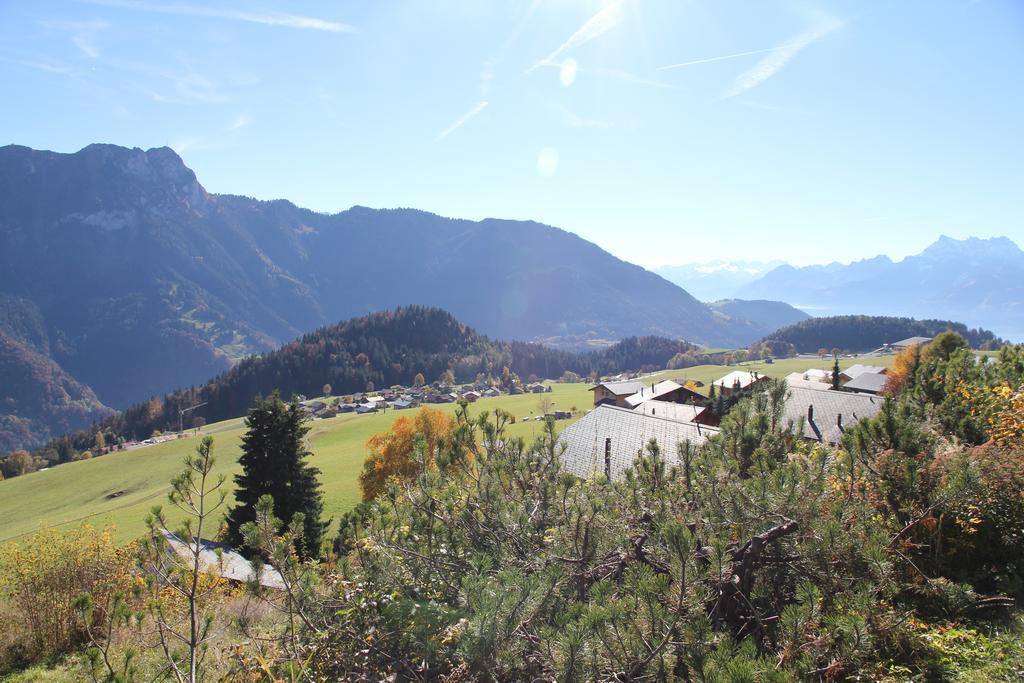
left=883, top=343, right=923, bottom=396
left=359, top=407, right=455, bottom=501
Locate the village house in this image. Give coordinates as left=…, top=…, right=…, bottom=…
left=589, top=380, right=647, bottom=407
left=623, top=380, right=704, bottom=409
left=633, top=401, right=709, bottom=423
left=161, top=529, right=284, bottom=589
left=781, top=386, right=884, bottom=444
left=840, top=364, right=888, bottom=383
left=841, top=372, right=888, bottom=395
left=713, top=370, right=771, bottom=397
left=882, top=336, right=933, bottom=353
left=557, top=405, right=717, bottom=481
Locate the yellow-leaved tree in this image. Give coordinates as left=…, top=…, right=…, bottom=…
left=883, top=343, right=923, bottom=396
left=359, top=407, right=455, bottom=501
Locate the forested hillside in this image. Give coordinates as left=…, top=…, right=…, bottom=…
left=30, top=307, right=699, bottom=464
left=760, top=315, right=1004, bottom=355
left=0, top=143, right=759, bottom=450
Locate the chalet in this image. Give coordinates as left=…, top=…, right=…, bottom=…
left=781, top=386, right=883, bottom=444
left=391, top=399, right=414, bottom=410
left=783, top=371, right=832, bottom=392
left=624, top=380, right=704, bottom=409
left=590, top=380, right=646, bottom=407
left=528, top=383, right=548, bottom=394
left=483, top=387, right=501, bottom=398
left=160, top=529, right=284, bottom=589
left=462, top=390, right=481, bottom=402
left=840, top=364, right=887, bottom=382
left=338, top=403, right=356, bottom=413
left=355, top=404, right=378, bottom=414
left=886, top=336, right=932, bottom=353
left=713, top=371, right=770, bottom=397
left=557, top=405, right=717, bottom=481
left=841, top=372, right=888, bottom=395
left=633, top=401, right=709, bottom=423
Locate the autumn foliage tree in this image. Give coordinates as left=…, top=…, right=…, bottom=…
left=883, top=342, right=923, bottom=396
left=359, top=407, right=455, bottom=501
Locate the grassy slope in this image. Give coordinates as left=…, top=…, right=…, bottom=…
left=0, top=356, right=893, bottom=545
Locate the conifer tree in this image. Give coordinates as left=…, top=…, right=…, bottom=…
left=832, top=354, right=841, bottom=389
left=225, top=394, right=327, bottom=558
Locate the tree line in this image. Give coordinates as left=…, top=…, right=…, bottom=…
left=7, top=306, right=702, bottom=472
left=759, top=314, right=1005, bottom=355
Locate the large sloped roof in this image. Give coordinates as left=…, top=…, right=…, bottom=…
left=781, top=386, right=884, bottom=444
left=842, top=372, right=888, bottom=394
left=591, top=380, right=646, bottom=396
left=161, top=529, right=284, bottom=589
left=557, top=405, right=716, bottom=480
left=633, top=401, right=706, bottom=422
left=624, top=379, right=684, bottom=408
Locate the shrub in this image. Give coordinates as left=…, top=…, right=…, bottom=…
left=0, top=525, right=135, bottom=671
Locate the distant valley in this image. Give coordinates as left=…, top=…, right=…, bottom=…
left=659, top=237, right=1024, bottom=342
left=0, top=143, right=790, bottom=450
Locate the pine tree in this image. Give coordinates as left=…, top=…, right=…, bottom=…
left=832, top=354, right=841, bottom=390
left=225, top=394, right=327, bottom=559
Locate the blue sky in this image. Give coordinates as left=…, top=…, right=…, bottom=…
left=2, top=1, right=1022, bottom=268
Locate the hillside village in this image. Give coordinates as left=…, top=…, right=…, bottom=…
left=559, top=350, right=895, bottom=480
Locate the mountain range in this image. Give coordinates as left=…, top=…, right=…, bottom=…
left=0, top=143, right=793, bottom=451
left=654, top=260, right=784, bottom=302
left=736, top=236, right=1024, bottom=341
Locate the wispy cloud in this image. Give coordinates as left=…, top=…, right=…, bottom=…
left=657, top=47, right=777, bottom=71
left=587, top=66, right=673, bottom=89
left=1, top=57, right=74, bottom=74
left=726, top=19, right=843, bottom=97
left=436, top=101, right=489, bottom=141
left=526, top=0, right=625, bottom=73
left=539, top=61, right=672, bottom=89
left=556, top=104, right=611, bottom=129
left=226, top=114, right=251, bottom=130
left=40, top=19, right=110, bottom=58
left=82, top=0, right=354, bottom=33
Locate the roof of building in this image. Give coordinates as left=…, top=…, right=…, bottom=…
left=557, top=405, right=716, bottom=480
left=590, top=380, right=646, bottom=396
left=161, top=529, right=284, bottom=589
left=842, top=364, right=888, bottom=379
left=624, top=380, right=684, bottom=408
left=891, top=336, right=932, bottom=348
left=842, top=372, right=889, bottom=394
left=783, top=373, right=833, bottom=391
left=632, top=401, right=707, bottom=422
left=782, top=386, right=884, bottom=444
left=714, top=370, right=767, bottom=390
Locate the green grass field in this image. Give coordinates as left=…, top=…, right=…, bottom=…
left=0, top=355, right=893, bottom=545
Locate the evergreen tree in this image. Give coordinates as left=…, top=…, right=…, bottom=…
left=224, top=394, right=327, bottom=559
left=832, top=354, right=841, bottom=389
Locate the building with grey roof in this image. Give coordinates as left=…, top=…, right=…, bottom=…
left=590, top=380, right=647, bottom=407
left=784, top=372, right=832, bottom=392
left=841, top=372, right=888, bottom=395
left=557, top=405, right=716, bottom=480
left=633, top=401, right=708, bottom=422
left=161, top=529, right=284, bottom=589
left=842, top=364, right=887, bottom=380
left=623, top=379, right=703, bottom=409
left=713, top=370, right=770, bottom=396
left=781, top=386, right=884, bottom=444
left=890, top=336, right=932, bottom=350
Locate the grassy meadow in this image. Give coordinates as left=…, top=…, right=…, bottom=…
left=0, top=355, right=893, bottom=545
